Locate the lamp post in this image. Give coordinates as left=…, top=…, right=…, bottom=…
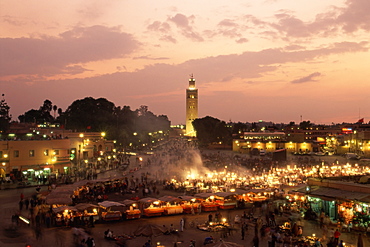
left=78, top=133, right=84, bottom=179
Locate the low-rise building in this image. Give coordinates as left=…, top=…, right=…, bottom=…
left=0, top=125, right=115, bottom=182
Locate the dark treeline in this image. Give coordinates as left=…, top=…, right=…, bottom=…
left=0, top=97, right=171, bottom=149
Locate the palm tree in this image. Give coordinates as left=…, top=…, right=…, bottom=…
left=53, top=105, right=57, bottom=119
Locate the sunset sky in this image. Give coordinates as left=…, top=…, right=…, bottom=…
left=1, top=0, right=370, bottom=125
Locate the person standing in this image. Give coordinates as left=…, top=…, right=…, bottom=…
left=252, top=234, right=259, bottom=247
left=208, top=213, right=213, bottom=223
left=241, top=224, right=246, bottom=240
left=334, top=229, right=341, bottom=245
left=24, top=198, right=29, bottom=210
left=19, top=200, right=23, bottom=211
left=180, top=218, right=184, bottom=232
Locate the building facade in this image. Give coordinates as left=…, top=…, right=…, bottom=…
left=185, top=75, right=198, bottom=137
left=0, top=138, right=71, bottom=181
left=0, top=128, right=114, bottom=182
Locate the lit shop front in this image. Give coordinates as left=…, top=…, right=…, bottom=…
left=351, top=202, right=370, bottom=231
left=306, top=196, right=337, bottom=220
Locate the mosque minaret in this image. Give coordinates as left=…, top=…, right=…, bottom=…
left=185, top=74, right=198, bottom=137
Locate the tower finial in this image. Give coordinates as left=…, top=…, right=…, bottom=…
left=189, top=73, right=193, bottom=79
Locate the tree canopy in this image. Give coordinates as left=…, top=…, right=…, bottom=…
left=0, top=95, right=11, bottom=132
left=57, top=97, right=170, bottom=148
left=18, top=99, right=55, bottom=123
left=192, top=116, right=232, bottom=147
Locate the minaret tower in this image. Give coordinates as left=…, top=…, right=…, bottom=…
left=186, top=74, right=198, bottom=137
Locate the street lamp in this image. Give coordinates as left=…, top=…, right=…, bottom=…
left=77, top=133, right=84, bottom=179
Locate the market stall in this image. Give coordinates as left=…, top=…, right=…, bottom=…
left=178, top=196, right=201, bottom=214
left=52, top=205, right=77, bottom=226
left=138, top=198, right=164, bottom=217
left=98, top=201, right=125, bottom=221
left=74, top=203, right=100, bottom=223
left=214, top=192, right=237, bottom=210
left=159, top=196, right=183, bottom=215
left=122, top=199, right=141, bottom=219
left=194, top=193, right=219, bottom=212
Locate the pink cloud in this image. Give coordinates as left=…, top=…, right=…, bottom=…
left=291, top=72, right=321, bottom=84
left=338, top=0, right=370, bottom=32
left=218, top=19, right=238, bottom=27
left=0, top=25, right=140, bottom=78
left=147, top=13, right=203, bottom=42
left=269, top=0, right=370, bottom=39
left=168, top=13, right=194, bottom=29
left=147, top=21, right=171, bottom=33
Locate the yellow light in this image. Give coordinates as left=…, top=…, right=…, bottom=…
left=19, top=216, right=30, bottom=224
left=79, top=133, right=84, bottom=138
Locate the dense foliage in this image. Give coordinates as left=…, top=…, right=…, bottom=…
left=0, top=95, right=11, bottom=132
left=15, top=97, right=171, bottom=149
left=192, top=116, right=232, bottom=147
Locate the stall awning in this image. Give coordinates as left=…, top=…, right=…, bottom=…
left=214, top=192, right=236, bottom=198
left=305, top=186, right=370, bottom=202
left=194, top=193, right=214, bottom=199
left=98, top=201, right=125, bottom=208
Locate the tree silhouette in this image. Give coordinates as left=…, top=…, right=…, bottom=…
left=0, top=94, right=11, bottom=132
left=53, top=105, right=58, bottom=119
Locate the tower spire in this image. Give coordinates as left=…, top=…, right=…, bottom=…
left=185, top=75, right=198, bottom=137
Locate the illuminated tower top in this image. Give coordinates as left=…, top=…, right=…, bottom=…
left=185, top=74, right=198, bottom=137
left=189, top=74, right=196, bottom=90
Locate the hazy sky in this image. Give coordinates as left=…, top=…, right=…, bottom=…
left=1, top=0, right=369, bottom=125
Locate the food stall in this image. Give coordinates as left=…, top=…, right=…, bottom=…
left=197, top=218, right=231, bottom=232
left=241, top=189, right=270, bottom=205
left=159, top=196, right=183, bottom=215
left=194, top=193, right=219, bottom=212
left=178, top=196, right=201, bottom=214
left=98, top=201, right=125, bottom=221
left=122, top=199, right=141, bottom=219
left=74, top=203, right=100, bottom=223
left=138, top=197, right=164, bottom=217
left=52, top=205, right=77, bottom=226
left=214, top=192, right=237, bottom=210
